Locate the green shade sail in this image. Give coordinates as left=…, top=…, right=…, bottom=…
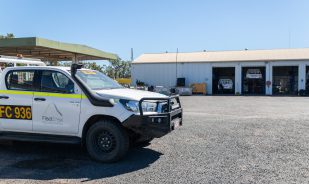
left=0, top=37, right=117, bottom=61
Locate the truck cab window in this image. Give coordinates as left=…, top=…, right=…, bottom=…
left=6, top=71, right=35, bottom=91
left=41, top=71, right=74, bottom=94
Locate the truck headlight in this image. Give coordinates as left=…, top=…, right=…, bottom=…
left=119, top=99, right=157, bottom=113
left=119, top=99, right=139, bottom=112
left=142, top=102, right=157, bottom=112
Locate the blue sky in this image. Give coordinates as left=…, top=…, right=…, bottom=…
left=1, top=0, right=309, bottom=61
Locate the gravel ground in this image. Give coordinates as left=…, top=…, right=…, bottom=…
left=1, top=96, right=309, bottom=184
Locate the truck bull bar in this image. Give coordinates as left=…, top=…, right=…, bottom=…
left=123, top=95, right=183, bottom=138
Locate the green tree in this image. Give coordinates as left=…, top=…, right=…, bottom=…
left=82, top=62, right=105, bottom=73
left=0, top=33, right=15, bottom=39
left=57, top=58, right=131, bottom=79
left=58, top=61, right=105, bottom=72
left=105, top=58, right=131, bottom=79
left=57, top=61, right=71, bottom=67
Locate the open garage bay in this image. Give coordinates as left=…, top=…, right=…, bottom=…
left=1, top=96, right=309, bottom=183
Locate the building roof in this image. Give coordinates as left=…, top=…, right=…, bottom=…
left=133, top=48, right=309, bottom=64
left=0, top=37, right=118, bottom=61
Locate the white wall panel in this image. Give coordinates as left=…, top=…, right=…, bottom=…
left=132, top=63, right=177, bottom=87
left=299, top=63, right=306, bottom=90
left=265, top=62, right=272, bottom=95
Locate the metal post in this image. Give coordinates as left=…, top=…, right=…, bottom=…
left=265, top=62, right=272, bottom=95
left=175, top=48, right=178, bottom=86
left=51, top=60, right=58, bottom=66
left=131, top=48, right=134, bottom=62
left=299, top=63, right=306, bottom=91
left=235, top=64, right=242, bottom=94
left=72, top=54, right=78, bottom=64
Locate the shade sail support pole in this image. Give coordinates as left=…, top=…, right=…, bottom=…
left=72, top=54, right=78, bottom=64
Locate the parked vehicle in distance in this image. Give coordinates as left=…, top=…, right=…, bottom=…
left=218, top=79, right=233, bottom=90
left=0, top=64, right=182, bottom=162
left=0, top=55, right=46, bottom=75
left=0, top=55, right=46, bottom=66
left=246, top=68, right=262, bottom=79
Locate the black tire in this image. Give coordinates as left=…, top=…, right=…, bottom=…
left=86, top=120, right=129, bottom=162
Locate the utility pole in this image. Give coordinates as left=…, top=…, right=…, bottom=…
left=131, top=48, right=134, bottom=61
left=176, top=48, right=179, bottom=82
left=176, top=48, right=178, bottom=81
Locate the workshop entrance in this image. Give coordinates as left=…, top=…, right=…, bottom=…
left=242, top=67, right=266, bottom=95
left=273, top=66, right=298, bottom=95
left=212, top=67, right=235, bottom=95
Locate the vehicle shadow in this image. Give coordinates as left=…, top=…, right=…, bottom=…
left=0, top=141, right=162, bottom=181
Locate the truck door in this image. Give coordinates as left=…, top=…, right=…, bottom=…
left=0, top=70, right=36, bottom=131
left=32, top=70, right=81, bottom=135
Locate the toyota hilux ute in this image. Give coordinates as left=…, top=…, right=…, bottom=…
left=0, top=64, right=182, bottom=162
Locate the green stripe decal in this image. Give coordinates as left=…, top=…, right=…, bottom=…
left=0, top=90, right=87, bottom=99
left=0, top=90, right=33, bottom=95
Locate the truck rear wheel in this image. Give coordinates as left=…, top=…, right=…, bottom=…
left=86, top=120, right=129, bottom=162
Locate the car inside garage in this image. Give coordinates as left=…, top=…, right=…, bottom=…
left=242, top=67, right=266, bottom=95
left=212, top=67, right=235, bottom=94
left=273, top=66, right=298, bottom=95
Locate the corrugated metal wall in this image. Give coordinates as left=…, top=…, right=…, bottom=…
left=132, top=63, right=177, bottom=87
left=131, top=63, right=213, bottom=93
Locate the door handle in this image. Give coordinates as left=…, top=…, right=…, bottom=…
left=0, top=96, right=9, bottom=99
left=34, top=97, right=46, bottom=101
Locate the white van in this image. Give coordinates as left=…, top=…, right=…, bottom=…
left=0, top=55, right=46, bottom=74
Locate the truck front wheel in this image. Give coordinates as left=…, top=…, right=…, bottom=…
left=86, top=120, right=129, bottom=162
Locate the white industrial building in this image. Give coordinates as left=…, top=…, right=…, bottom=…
left=132, top=48, right=309, bottom=95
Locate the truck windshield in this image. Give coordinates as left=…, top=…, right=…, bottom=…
left=76, top=70, right=123, bottom=90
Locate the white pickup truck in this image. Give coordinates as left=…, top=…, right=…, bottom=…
left=0, top=64, right=182, bottom=162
